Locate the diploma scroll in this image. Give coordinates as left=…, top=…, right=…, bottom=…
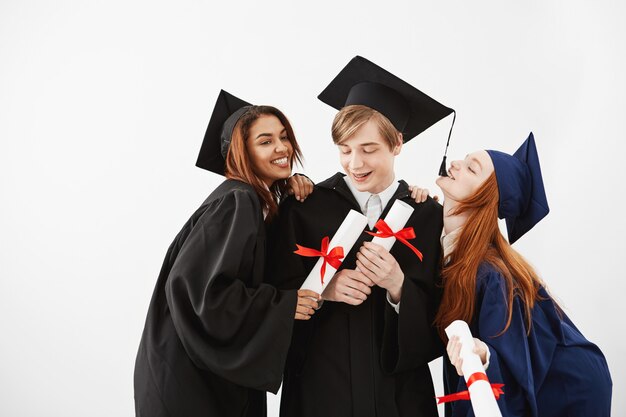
left=299, top=209, right=368, bottom=294
left=444, top=320, right=503, bottom=417
left=367, top=199, right=415, bottom=251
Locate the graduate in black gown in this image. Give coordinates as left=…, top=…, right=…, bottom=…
left=134, top=90, right=321, bottom=417
left=266, top=56, right=454, bottom=417
left=435, top=133, right=612, bottom=416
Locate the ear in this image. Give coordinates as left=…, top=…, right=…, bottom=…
left=393, top=133, right=403, bottom=156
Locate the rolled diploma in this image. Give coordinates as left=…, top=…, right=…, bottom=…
left=368, top=199, right=414, bottom=251
left=445, top=320, right=502, bottom=417
left=299, top=209, right=368, bottom=293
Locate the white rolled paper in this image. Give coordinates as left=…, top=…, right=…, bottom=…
left=368, top=199, right=414, bottom=251
left=445, top=320, right=502, bottom=417
left=355, top=199, right=415, bottom=278
left=299, top=209, right=368, bottom=294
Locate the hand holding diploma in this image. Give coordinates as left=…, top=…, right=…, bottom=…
left=356, top=242, right=404, bottom=302
left=356, top=200, right=421, bottom=303
left=447, top=335, right=489, bottom=376
left=294, top=289, right=322, bottom=320
left=321, top=268, right=373, bottom=305
left=439, top=320, right=503, bottom=417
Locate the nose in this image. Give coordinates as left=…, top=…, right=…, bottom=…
left=348, top=152, right=363, bottom=170
left=275, top=139, right=289, bottom=153
left=450, top=160, right=461, bottom=170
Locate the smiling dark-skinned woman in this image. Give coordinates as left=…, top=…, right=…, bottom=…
left=133, top=90, right=320, bottom=417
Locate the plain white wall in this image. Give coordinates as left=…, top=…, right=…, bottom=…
left=1, top=1, right=624, bottom=415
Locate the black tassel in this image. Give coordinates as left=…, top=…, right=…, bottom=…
left=437, top=110, right=456, bottom=176
left=438, top=156, right=448, bottom=177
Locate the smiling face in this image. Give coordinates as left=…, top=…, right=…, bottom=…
left=245, top=114, right=293, bottom=187
left=436, top=150, right=495, bottom=202
left=338, top=118, right=402, bottom=194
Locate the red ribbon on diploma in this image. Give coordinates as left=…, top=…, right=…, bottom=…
left=294, top=236, right=345, bottom=285
left=365, top=219, right=424, bottom=261
left=436, top=372, right=504, bottom=404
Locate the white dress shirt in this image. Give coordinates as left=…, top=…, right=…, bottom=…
left=343, top=176, right=399, bottom=219
left=344, top=176, right=402, bottom=313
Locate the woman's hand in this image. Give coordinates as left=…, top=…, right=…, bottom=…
left=408, top=185, right=439, bottom=203
left=287, top=174, right=314, bottom=202
left=294, top=289, right=321, bottom=320
left=446, top=336, right=489, bottom=376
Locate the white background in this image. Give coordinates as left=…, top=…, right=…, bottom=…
left=1, top=1, right=624, bottom=416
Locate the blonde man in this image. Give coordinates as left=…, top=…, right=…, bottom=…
left=267, top=57, right=454, bottom=417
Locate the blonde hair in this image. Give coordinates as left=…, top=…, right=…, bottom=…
left=331, top=105, right=401, bottom=149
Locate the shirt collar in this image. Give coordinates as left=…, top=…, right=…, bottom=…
left=343, top=176, right=399, bottom=214
left=441, top=227, right=463, bottom=260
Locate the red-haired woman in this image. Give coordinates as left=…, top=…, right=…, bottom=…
left=134, top=91, right=320, bottom=417
left=434, top=133, right=612, bottom=417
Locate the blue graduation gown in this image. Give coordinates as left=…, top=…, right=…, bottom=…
left=444, top=263, right=612, bottom=417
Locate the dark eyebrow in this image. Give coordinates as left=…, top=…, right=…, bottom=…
left=255, top=128, right=286, bottom=140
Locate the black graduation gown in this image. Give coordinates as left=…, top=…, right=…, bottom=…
left=443, top=263, right=612, bottom=417
left=134, top=179, right=298, bottom=417
left=266, top=173, right=444, bottom=417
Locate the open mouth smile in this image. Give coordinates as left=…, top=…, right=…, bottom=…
left=271, top=157, right=289, bottom=167
left=352, top=171, right=372, bottom=182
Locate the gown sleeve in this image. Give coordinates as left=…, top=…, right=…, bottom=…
left=164, top=188, right=298, bottom=393
left=381, top=198, right=445, bottom=373
left=447, top=267, right=556, bottom=417
left=265, top=195, right=311, bottom=289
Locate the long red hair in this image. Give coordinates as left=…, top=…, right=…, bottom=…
left=434, top=172, right=544, bottom=340
left=224, top=105, right=303, bottom=220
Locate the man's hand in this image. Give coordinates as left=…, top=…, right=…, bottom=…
left=321, top=269, right=374, bottom=305
left=355, top=241, right=404, bottom=303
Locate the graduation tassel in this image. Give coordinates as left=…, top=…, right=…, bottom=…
left=438, top=156, right=448, bottom=177
left=438, top=110, right=456, bottom=177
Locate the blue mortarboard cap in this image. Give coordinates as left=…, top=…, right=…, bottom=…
left=196, top=90, right=252, bottom=175
left=486, top=132, right=549, bottom=244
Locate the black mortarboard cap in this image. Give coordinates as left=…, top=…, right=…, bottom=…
left=196, top=90, right=252, bottom=175
left=318, top=56, right=455, bottom=173
left=486, top=132, right=549, bottom=244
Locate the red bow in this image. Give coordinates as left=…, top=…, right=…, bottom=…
left=365, top=219, right=423, bottom=261
left=436, top=372, right=505, bottom=404
left=294, top=236, right=344, bottom=285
